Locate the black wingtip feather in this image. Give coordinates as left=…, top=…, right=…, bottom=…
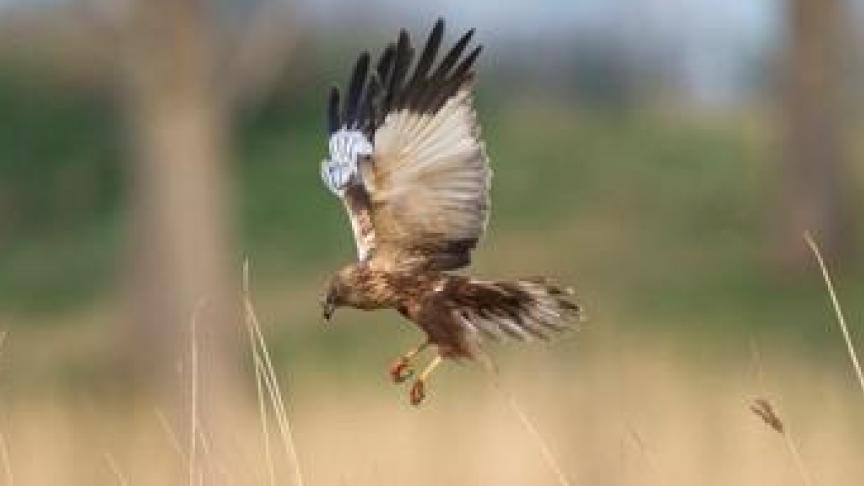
left=452, top=45, right=482, bottom=80
left=344, top=52, right=370, bottom=126
left=431, top=28, right=474, bottom=82
left=421, top=43, right=480, bottom=113
left=417, top=19, right=445, bottom=78
left=327, top=86, right=341, bottom=134
left=401, top=18, right=446, bottom=109
left=376, top=43, right=396, bottom=84
left=356, top=73, right=381, bottom=133
left=384, top=31, right=414, bottom=111
left=327, top=20, right=482, bottom=136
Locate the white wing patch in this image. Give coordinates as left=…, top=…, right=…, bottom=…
left=321, top=129, right=373, bottom=195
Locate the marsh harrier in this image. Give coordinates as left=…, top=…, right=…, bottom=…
left=319, top=19, right=581, bottom=405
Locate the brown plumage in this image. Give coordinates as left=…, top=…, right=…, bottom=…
left=319, top=19, right=581, bottom=405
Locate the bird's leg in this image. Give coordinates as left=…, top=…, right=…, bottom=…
left=409, top=355, right=443, bottom=406
left=389, top=341, right=429, bottom=383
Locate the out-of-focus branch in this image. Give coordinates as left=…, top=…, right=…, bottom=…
left=778, top=0, right=849, bottom=270
left=120, top=2, right=243, bottom=475
left=223, top=1, right=301, bottom=110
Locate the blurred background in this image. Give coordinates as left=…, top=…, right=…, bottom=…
left=0, top=0, right=863, bottom=484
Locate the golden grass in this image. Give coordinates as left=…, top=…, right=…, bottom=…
left=0, top=431, right=11, bottom=486
left=188, top=301, right=202, bottom=486
left=804, top=231, right=864, bottom=399
left=0, top=337, right=859, bottom=485
left=750, top=398, right=815, bottom=486
left=243, top=260, right=304, bottom=486
left=1, top=251, right=864, bottom=484
left=748, top=340, right=815, bottom=485
left=741, top=232, right=864, bottom=486
left=487, top=375, right=573, bottom=486
left=103, top=452, right=130, bottom=486
left=0, top=331, right=12, bottom=486
left=626, top=424, right=669, bottom=486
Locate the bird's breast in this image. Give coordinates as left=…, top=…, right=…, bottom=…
left=355, top=269, right=442, bottom=313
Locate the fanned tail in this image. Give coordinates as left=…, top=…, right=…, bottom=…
left=447, top=277, right=583, bottom=343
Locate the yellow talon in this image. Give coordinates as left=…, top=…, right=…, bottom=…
left=388, top=341, right=429, bottom=384
left=408, top=355, right=443, bottom=406
left=389, top=359, right=414, bottom=383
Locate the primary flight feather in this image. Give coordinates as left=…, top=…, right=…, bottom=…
left=319, top=18, right=581, bottom=405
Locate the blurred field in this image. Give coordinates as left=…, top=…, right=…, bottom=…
left=0, top=2, right=863, bottom=484
left=0, top=101, right=862, bottom=484
left=2, top=325, right=864, bottom=485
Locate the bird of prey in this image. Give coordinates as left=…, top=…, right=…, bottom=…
left=319, top=19, right=581, bottom=405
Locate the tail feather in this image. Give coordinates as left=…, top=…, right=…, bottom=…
left=447, top=277, right=582, bottom=343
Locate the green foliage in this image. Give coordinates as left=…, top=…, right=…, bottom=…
left=0, top=73, right=122, bottom=314
left=0, top=74, right=122, bottom=233
left=0, top=76, right=860, bottom=354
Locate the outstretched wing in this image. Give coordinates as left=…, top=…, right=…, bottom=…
left=322, top=19, right=490, bottom=270
left=369, top=20, right=490, bottom=271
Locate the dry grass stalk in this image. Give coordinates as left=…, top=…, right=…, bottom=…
left=243, top=260, right=304, bottom=486
left=0, top=428, right=12, bottom=486
left=155, top=407, right=187, bottom=463
left=0, top=331, right=12, bottom=486
left=626, top=424, right=669, bottom=486
left=804, top=231, right=864, bottom=399
left=103, top=452, right=130, bottom=486
left=249, top=313, right=300, bottom=484
left=188, top=301, right=204, bottom=486
left=750, top=398, right=784, bottom=433
left=159, top=403, right=232, bottom=486
left=242, top=261, right=276, bottom=486
left=486, top=374, right=573, bottom=486
left=251, top=337, right=276, bottom=486
left=749, top=340, right=814, bottom=485
left=749, top=398, right=814, bottom=486
left=196, top=427, right=235, bottom=485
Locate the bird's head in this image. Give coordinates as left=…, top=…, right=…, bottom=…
left=319, top=266, right=357, bottom=322
left=319, top=276, right=342, bottom=322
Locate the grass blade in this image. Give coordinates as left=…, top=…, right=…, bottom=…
left=486, top=372, right=573, bottom=486
left=804, top=231, right=864, bottom=399
left=243, top=260, right=304, bottom=486
left=104, top=452, right=130, bottom=486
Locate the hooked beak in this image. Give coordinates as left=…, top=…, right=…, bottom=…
left=321, top=298, right=335, bottom=322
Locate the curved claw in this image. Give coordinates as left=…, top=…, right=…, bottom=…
left=389, top=359, right=414, bottom=383
left=409, top=380, right=426, bottom=406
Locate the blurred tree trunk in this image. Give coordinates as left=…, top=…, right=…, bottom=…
left=779, top=0, right=849, bottom=270
left=121, top=0, right=242, bottom=465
